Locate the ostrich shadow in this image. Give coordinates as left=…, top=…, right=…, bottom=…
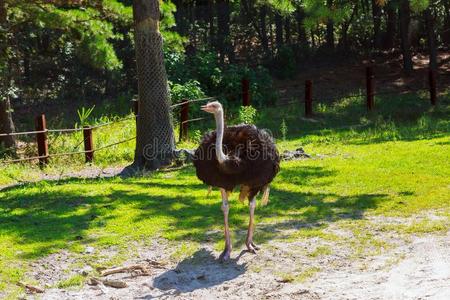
left=148, top=248, right=247, bottom=296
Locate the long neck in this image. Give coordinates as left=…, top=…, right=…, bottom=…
left=214, top=110, right=227, bottom=163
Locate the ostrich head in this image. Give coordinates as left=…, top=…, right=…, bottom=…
left=201, top=101, right=223, bottom=114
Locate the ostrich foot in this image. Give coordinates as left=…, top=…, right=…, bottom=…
left=219, top=248, right=232, bottom=262
left=245, top=241, right=260, bottom=254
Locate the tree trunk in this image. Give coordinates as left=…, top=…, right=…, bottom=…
left=296, top=7, right=307, bottom=46
left=285, top=17, right=291, bottom=45
left=173, top=0, right=187, bottom=36
left=132, top=0, right=175, bottom=170
left=0, top=96, right=16, bottom=153
left=208, top=0, right=215, bottom=48
left=442, top=0, right=450, bottom=46
left=0, top=0, right=16, bottom=154
left=371, top=0, right=382, bottom=49
left=399, top=0, right=413, bottom=73
left=275, top=12, right=283, bottom=49
left=259, top=5, right=269, bottom=53
left=383, top=3, right=396, bottom=49
left=424, top=5, right=437, bottom=72
left=326, top=0, right=334, bottom=49
left=216, top=0, right=233, bottom=63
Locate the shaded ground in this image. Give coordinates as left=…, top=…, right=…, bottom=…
left=27, top=215, right=449, bottom=300
left=276, top=51, right=450, bottom=103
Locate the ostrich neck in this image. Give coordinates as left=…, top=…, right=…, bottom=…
left=214, top=110, right=227, bottom=164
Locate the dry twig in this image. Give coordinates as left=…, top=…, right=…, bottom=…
left=17, top=281, right=44, bottom=293
left=100, top=264, right=151, bottom=277
left=88, top=277, right=128, bottom=289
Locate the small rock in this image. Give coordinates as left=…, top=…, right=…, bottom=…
left=84, top=246, right=95, bottom=254
left=80, top=265, right=93, bottom=276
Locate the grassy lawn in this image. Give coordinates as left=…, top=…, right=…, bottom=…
left=0, top=92, right=449, bottom=298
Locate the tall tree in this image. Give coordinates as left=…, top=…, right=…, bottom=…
left=383, top=1, right=396, bottom=49
left=296, top=6, right=307, bottom=46
left=259, top=5, right=269, bottom=53
left=326, top=0, right=335, bottom=49
left=371, top=0, right=382, bottom=49
left=275, top=11, right=283, bottom=48
left=442, top=0, right=450, bottom=46
left=132, top=0, right=175, bottom=170
left=424, top=2, right=437, bottom=72
left=0, top=0, right=16, bottom=154
left=399, top=0, right=413, bottom=73
left=216, top=0, right=233, bottom=63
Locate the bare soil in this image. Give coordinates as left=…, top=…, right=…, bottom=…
left=26, top=217, right=450, bottom=300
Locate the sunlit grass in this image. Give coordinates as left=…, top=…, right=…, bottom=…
left=0, top=92, right=449, bottom=297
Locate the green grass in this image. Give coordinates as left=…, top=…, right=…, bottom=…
left=57, top=274, right=85, bottom=289
left=0, top=91, right=449, bottom=298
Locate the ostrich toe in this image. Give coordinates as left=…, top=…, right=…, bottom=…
left=219, top=248, right=232, bottom=262
left=246, top=241, right=259, bottom=253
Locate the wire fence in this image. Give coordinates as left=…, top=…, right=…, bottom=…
left=0, top=66, right=440, bottom=165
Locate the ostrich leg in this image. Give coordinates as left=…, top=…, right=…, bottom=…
left=219, top=188, right=232, bottom=261
left=246, top=197, right=260, bottom=253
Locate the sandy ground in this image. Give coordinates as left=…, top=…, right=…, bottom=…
left=24, top=221, right=449, bottom=300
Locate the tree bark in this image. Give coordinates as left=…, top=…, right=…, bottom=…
left=442, top=0, right=450, bottom=46
left=0, top=0, right=16, bottom=154
left=296, top=7, right=307, bottom=46
left=285, top=17, right=291, bottom=45
left=326, top=0, right=334, bottom=49
left=275, top=12, right=283, bottom=49
left=259, top=5, right=269, bottom=53
left=0, top=96, right=16, bottom=153
left=371, top=0, right=382, bottom=49
left=383, top=3, right=396, bottom=49
left=424, top=5, right=437, bottom=72
left=399, top=0, right=413, bottom=73
left=208, top=0, right=215, bottom=48
left=216, top=0, right=233, bottom=63
left=132, top=0, right=175, bottom=170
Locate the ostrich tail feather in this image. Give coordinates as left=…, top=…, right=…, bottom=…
left=239, top=185, right=250, bottom=203
left=261, top=185, right=270, bottom=206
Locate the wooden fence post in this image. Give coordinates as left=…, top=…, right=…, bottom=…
left=428, top=69, right=437, bottom=106
left=242, top=78, right=250, bottom=106
left=83, top=126, right=94, bottom=163
left=179, top=100, right=189, bottom=142
left=366, top=66, right=375, bottom=111
left=305, top=80, right=313, bottom=117
left=35, top=114, right=48, bottom=167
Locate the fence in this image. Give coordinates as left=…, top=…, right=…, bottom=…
left=177, top=66, right=439, bottom=140
left=0, top=66, right=440, bottom=166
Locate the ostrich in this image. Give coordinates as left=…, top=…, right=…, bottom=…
left=193, top=101, right=280, bottom=261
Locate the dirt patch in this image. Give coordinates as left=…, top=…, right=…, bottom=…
left=23, top=215, right=450, bottom=300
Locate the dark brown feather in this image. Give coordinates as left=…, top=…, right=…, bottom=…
left=193, top=124, right=280, bottom=199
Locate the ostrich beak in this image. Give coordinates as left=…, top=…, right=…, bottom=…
left=201, top=105, right=211, bottom=112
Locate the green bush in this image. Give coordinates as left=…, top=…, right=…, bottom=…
left=169, top=80, right=205, bottom=104
left=166, top=49, right=277, bottom=107
left=238, top=106, right=257, bottom=124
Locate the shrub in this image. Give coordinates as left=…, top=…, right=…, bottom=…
left=169, top=80, right=206, bottom=104
left=238, top=105, right=257, bottom=124
left=166, top=49, right=277, bottom=107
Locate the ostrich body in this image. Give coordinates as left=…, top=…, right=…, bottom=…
left=193, top=101, right=280, bottom=261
